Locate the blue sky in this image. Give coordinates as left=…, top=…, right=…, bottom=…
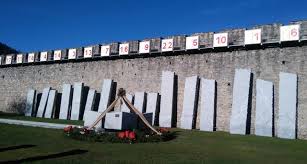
left=0, top=0, right=306, bottom=52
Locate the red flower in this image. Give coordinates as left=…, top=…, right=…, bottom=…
left=159, top=127, right=169, bottom=133
left=64, top=126, right=73, bottom=133
left=128, top=131, right=136, bottom=140
left=125, top=130, right=130, bottom=138
left=117, top=132, right=125, bottom=139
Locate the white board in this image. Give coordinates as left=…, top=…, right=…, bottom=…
left=186, top=36, right=199, bottom=50
left=40, top=52, right=48, bottom=61
left=244, top=29, right=261, bottom=45
left=134, top=92, right=146, bottom=113
left=277, top=72, right=297, bottom=139
left=5, top=55, right=12, bottom=64
left=44, top=90, right=57, bottom=118
left=280, top=24, right=300, bottom=42
left=119, top=43, right=129, bottom=55
left=255, top=79, right=273, bottom=137
left=68, top=48, right=77, bottom=59
left=199, top=79, right=216, bottom=131
left=180, top=76, right=199, bottom=129
left=16, top=54, right=23, bottom=64
left=146, top=92, right=158, bottom=125
left=101, top=45, right=110, bottom=56
left=70, top=82, right=83, bottom=120
left=59, top=84, right=72, bottom=120
left=139, top=41, right=150, bottom=54
left=28, top=53, right=35, bottom=63
left=229, top=69, right=251, bottom=135
left=213, top=33, right=228, bottom=47
left=54, top=50, right=62, bottom=61
left=98, top=79, right=113, bottom=112
left=25, top=89, right=36, bottom=117
left=161, top=39, right=173, bottom=52
left=84, top=46, right=93, bottom=58
left=159, top=71, right=175, bottom=127
left=36, top=87, right=51, bottom=118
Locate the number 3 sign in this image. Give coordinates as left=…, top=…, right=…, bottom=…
left=280, top=24, right=300, bottom=42
left=213, top=33, right=228, bottom=47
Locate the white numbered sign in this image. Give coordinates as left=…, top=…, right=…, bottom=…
left=161, top=38, right=173, bottom=52
left=84, top=47, right=93, bottom=58
left=101, top=45, right=110, bottom=56
left=119, top=43, right=129, bottom=55
left=54, top=50, right=62, bottom=61
left=280, top=24, right=300, bottom=42
left=139, top=41, right=150, bottom=54
left=40, top=52, right=47, bottom=61
left=68, top=49, right=76, bottom=59
left=28, top=53, right=35, bottom=63
left=16, top=54, right=23, bottom=64
left=213, top=33, right=228, bottom=47
left=0, top=57, right=2, bottom=65
left=245, top=29, right=261, bottom=45
left=186, top=36, right=199, bottom=50
left=5, top=55, right=12, bottom=64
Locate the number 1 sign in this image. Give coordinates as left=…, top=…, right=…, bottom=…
left=213, top=33, right=228, bottom=47
left=54, top=50, right=62, bottom=61
left=40, top=52, right=48, bottom=62
left=280, top=24, right=300, bottom=42
left=186, top=36, right=199, bottom=50
left=139, top=41, right=150, bottom=54
left=119, top=43, right=129, bottom=55
left=244, top=29, right=261, bottom=45
left=161, top=38, right=173, bottom=52
left=84, top=47, right=93, bottom=58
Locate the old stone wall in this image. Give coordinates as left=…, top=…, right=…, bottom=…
left=0, top=45, right=307, bottom=139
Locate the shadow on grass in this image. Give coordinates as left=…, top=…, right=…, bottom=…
left=0, top=149, right=88, bottom=164
left=0, top=145, right=36, bottom=152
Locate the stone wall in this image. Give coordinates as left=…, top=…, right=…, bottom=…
left=1, top=45, right=307, bottom=139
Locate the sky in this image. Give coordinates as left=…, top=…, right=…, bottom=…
left=0, top=0, right=306, bottom=52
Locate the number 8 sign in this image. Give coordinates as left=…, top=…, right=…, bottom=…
left=213, top=33, right=228, bottom=47
left=280, top=24, right=300, bottom=42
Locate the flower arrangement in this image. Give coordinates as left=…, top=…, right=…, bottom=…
left=63, top=126, right=176, bottom=143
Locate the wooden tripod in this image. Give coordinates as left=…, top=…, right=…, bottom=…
left=87, top=88, right=161, bottom=135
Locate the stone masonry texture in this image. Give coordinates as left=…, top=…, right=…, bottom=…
left=1, top=46, right=307, bottom=139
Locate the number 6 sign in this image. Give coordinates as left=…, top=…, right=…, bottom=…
left=280, top=24, right=300, bottom=42
left=186, top=36, right=199, bottom=50
left=213, top=33, right=228, bottom=47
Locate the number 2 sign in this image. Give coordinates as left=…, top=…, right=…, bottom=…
left=280, top=24, right=300, bottom=42
left=186, top=36, right=199, bottom=50
left=139, top=41, right=150, bottom=54
left=119, top=43, right=129, bottom=55
left=161, top=38, right=173, bottom=52
left=245, top=29, right=261, bottom=45
left=213, top=33, right=228, bottom=47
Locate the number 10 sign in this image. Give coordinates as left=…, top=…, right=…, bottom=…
left=213, top=33, right=228, bottom=47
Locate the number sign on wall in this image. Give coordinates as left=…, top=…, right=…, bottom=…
left=186, top=36, right=199, bottom=50
left=244, top=29, right=261, bottom=45
left=213, top=33, right=228, bottom=47
left=139, top=41, right=150, bottom=54
left=280, top=25, right=300, bottom=42
left=161, top=38, right=173, bottom=52
left=119, top=43, right=129, bottom=55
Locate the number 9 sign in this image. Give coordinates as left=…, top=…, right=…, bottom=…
left=139, top=41, right=150, bottom=54
left=213, top=33, right=228, bottom=47
left=280, top=24, right=300, bottom=42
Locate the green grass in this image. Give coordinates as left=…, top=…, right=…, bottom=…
left=0, top=112, right=83, bottom=125
left=1, top=124, right=307, bottom=164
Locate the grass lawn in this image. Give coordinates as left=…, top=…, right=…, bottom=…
left=0, top=112, right=83, bottom=125
left=1, top=124, right=307, bottom=164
